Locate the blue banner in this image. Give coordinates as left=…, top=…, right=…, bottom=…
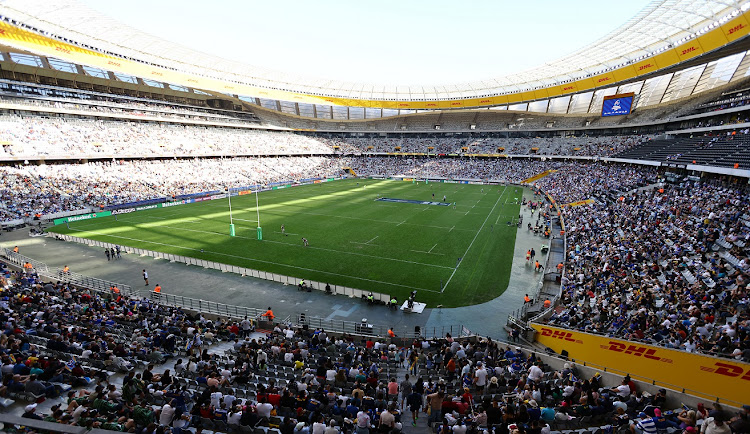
left=602, top=95, right=633, bottom=117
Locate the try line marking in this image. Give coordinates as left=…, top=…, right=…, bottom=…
left=441, top=185, right=507, bottom=293
left=63, top=227, right=440, bottom=292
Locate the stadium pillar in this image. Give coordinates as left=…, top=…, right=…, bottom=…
left=257, top=227, right=263, bottom=240
left=229, top=224, right=236, bottom=237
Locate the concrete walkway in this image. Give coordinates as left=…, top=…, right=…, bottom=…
left=1, top=190, right=553, bottom=339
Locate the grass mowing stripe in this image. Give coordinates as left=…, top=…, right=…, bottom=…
left=51, top=179, right=520, bottom=307
left=260, top=208, right=475, bottom=232
left=114, top=217, right=454, bottom=270
left=65, top=227, right=438, bottom=292
left=441, top=186, right=507, bottom=292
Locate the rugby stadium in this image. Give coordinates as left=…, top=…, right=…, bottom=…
left=0, top=1, right=748, bottom=433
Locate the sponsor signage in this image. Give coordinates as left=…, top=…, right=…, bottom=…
left=531, top=323, right=749, bottom=404
left=54, top=211, right=111, bottom=225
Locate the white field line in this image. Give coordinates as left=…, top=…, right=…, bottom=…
left=111, top=217, right=452, bottom=270
left=441, top=186, right=507, bottom=292
left=64, top=227, right=441, bottom=292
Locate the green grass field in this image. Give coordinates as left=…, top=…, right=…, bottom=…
left=49, top=179, right=523, bottom=307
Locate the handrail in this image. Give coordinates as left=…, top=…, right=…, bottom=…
left=1, top=247, right=134, bottom=297
left=52, top=233, right=401, bottom=308
left=150, top=292, right=265, bottom=322
left=294, top=314, right=472, bottom=340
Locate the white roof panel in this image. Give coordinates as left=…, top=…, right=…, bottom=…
left=0, top=0, right=744, bottom=100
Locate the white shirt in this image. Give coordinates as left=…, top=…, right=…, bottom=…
left=227, top=412, right=242, bottom=426
left=159, top=404, right=175, bottom=426
left=312, top=422, right=326, bottom=434
left=528, top=365, right=544, bottom=381
left=210, top=391, right=223, bottom=408
left=475, top=368, right=488, bottom=386
left=257, top=402, right=273, bottom=419
left=615, top=384, right=630, bottom=398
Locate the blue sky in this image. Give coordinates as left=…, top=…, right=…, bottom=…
left=82, top=0, right=650, bottom=85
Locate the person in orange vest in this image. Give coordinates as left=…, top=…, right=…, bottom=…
left=261, top=307, right=275, bottom=322
left=543, top=298, right=552, bottom=309
left=388, top=328, right=396, bottom=338
left=62, top=265, right=69, bottom=274
left=556, top=262, right=564, bottom=271
left=12, top=246, right=18, bottom=253
left=526, top=250, right=531, bottom=261
left=153, top=284, right=162, bottom=294
left=524, top=294, right=531, bottom=304
left=535, top=260, right=543, bottom=272
left=111, top=285, right=120, bottom=295
left=23, top=262, right=32, bottom=271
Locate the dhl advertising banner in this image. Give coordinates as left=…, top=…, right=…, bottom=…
left=563, top=199, right=594, bottom=207
left=531, top=324, right=750, bottom=405
left=1, top=9, right=750, bottom=110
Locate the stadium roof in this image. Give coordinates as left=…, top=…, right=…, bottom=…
left=0, top=0, right=749, bottom=104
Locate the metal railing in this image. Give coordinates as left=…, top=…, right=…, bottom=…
left=1, top=249, right=49, bottom=273
left=150, top=292, right=265, bottom=321
left=53, top=233, right=399, bottom=306
left=55, top=268, right=135, bottom=297
left=1, top=247, right=134, bottom=297
left=296, top=313, right=472, bottom=340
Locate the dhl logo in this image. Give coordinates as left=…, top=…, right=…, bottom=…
left=55, top=46, right=71, bottom=55
left=681, top=46, right=697, bottom=55
left=728, top=23, right=745, bottom=34
left=224, top=85, right=234, bottom=90
left=562, top=86, right=574, bottom=91
left=151, top=71, right=163, bottom=76
left=480, top=99, right=491, bottom=103
left=539, top=328, right=583, bottom=344
left=0, top=29, right=6, bottom=35
left=597, top=77, right=611, bottom=83
left=187, top=79, right=198, bottom=83
left=638, top=63, right=654, bottom=71
left=700, top=362, right=750, bottom=380
left=426, top=103, right=437, bottom=107
left=450, top=102, right=462, bottom=106
left=108, top=60, right=122, bottom=67
left=398, top=103, right=409, bottom=107
left=601, top=342, right=672, bottom=363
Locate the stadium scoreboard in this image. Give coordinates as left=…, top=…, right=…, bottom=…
left=601, top=92, right=635, bottom=117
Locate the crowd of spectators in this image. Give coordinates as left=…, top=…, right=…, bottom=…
left=321, top=136, right=648, bottom=157
left=0, top=158, right=648, bottom=222
left=0, top=115, right=652, bottom=159
left=544, top=178, right=750, bottom=362
left=0, top=116, right=330, bottom=158
left=1, top=259, right=747, bottom=434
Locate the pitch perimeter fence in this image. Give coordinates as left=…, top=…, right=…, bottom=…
left=52, top=233, right=397, bottom=304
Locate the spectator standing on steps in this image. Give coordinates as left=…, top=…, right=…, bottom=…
left=143, top=269, right=149, bottom=286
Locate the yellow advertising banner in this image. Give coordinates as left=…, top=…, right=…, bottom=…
left=721, top=13, right=750, bottom=43
left=563, top=199, right=594, bottom=207
left=531, top=323, right=750, bottom=405
left=675, top=40, right=705, bottom=62
left=0, top=9, right=749, bottom=110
